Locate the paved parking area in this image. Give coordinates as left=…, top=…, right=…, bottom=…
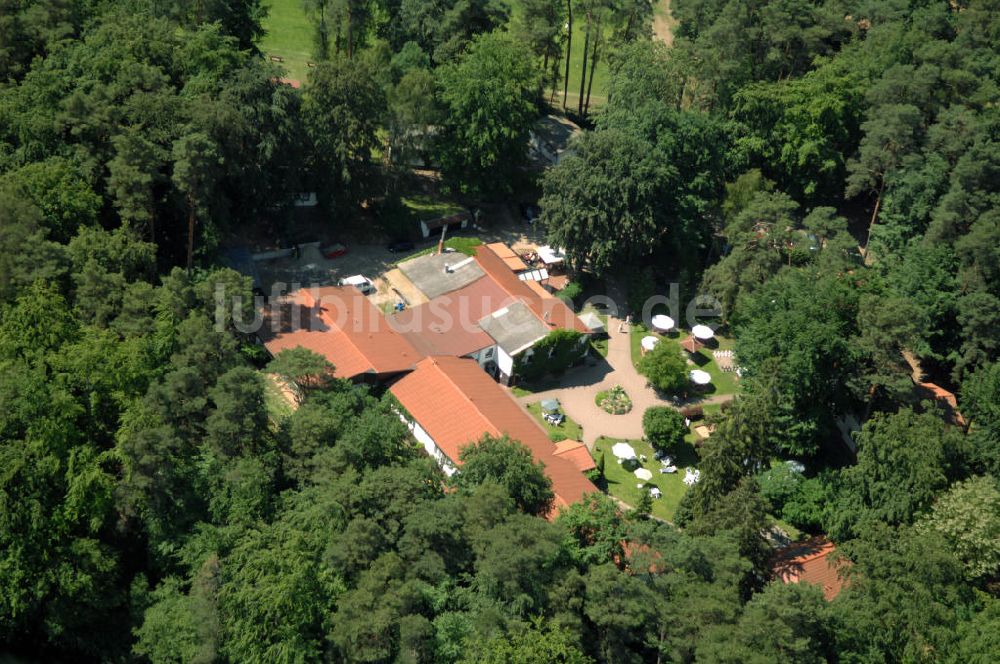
left=251, top=203, right=544, bottom=304
left=256, top=242, right=403, bottom=293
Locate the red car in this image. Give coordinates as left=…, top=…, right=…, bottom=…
left=321, top=241, right=348, bottom=259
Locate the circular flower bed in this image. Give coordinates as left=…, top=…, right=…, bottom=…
left=595, top=385, right=632, bottom=414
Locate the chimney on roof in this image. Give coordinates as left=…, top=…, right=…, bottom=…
left=437, top=223, right=447, bottom=254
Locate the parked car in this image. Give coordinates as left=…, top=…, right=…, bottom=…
left=339, top=275, right=375, bottom=295
left=387, top=239, right=415, bottom=253
left=321, top=241, right=348, bottom=258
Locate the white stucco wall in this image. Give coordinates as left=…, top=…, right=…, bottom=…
left=497, top=347, right=515, bottom=376
left=395, top=410, right=457, bottom=476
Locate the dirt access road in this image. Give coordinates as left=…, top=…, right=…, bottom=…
left=653, top=0, right=677, bottom=46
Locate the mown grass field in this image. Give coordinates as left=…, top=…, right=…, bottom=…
left=630, top=324, right=741, bottom=397
left=260, top=0, right=614, bottom=106
left=398, top=236, right=482, bottom=262
left=259, top=0, right=313, bottom=82
left=592, top=434, right=698, bottom=521
left=549, top=19, right=613, bottom=111
left=525, top=401, right=584, bottom=442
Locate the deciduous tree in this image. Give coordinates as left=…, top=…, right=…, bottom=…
left=637, top=340, right=687, bottom=394
left=435, top=32, right=540, bottom=196
left=454, top=434, right=554, bottom=516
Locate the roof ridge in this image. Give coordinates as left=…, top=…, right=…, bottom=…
left=313, top=287, right=418, bottom=371
left=315, top=289, right=374, bottom=370
left=425, top=356, right=502, bottom=440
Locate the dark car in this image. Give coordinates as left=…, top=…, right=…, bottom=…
left=387, top=239, right=415, bottom=253
left=519, top=203, right=540, bottom=224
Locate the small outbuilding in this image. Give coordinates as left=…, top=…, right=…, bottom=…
left=579, top=311, right=606, bottom=335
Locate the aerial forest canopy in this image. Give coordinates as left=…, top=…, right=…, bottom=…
left=1, top=0, right=1000, bottom=662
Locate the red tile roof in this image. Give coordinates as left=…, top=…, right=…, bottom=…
left=524, top=280, right=551, bottom=298
left=680, top=336, right=704, bottom=354
left=389, top=356, right=598, bottom=515
left=485, top=242, right=529, bottom=272
left=918, top=382, right=966, bottom=426
left=553, top=440, right=597, bottom=472
left=547, top=274, right=571, bottom=291
left=389, top=276, right=508, bottom=357
left=773, top=538, right=848, bottom=600
left=474, top=246, right=589, bottom=334
left=260, top=287, right=421, bottom=379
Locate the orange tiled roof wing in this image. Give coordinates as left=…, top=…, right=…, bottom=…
left=390, top=356, right=598, bottom=514
left=261, top=286, right=421, bottom=379
left=773, top=538, right=848, bottom=600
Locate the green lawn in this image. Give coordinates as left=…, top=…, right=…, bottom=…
left=260, top=0, right=314, bottom=82
left=550, top=20, right=613, bottom=111
left=629, top=322, right=652, bottom=369
left=402, top=194, right=465, bottom=220
left=631, top=324, right=741, bottom=397
left=384, top=193, right=469, bottom=249
left=525, top=402, right=584, bottom=442
left=686, top=334, right=740, bottom=396
left=592, top=435, right=698, bottom=521
left=509, top=374, right=563, bottom=397
left=398, top=236, right=482, bottom=262
left=590, top=334, right=608, bottom=358
left=595, top=386, right=632, bottom=414
left=261, top=0, right=616, bottom=108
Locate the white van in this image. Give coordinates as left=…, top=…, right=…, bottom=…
left=339, top=275, right=375, bottom=295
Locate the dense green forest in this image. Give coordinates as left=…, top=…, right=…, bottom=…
left=1, top=0, right=1000, bottom=662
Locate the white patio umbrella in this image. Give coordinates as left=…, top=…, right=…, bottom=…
left=641, top=336, right=659, bottom=352
left=611, top=442, right=637, bottom=460
left=691, top=324, right=715, bottom=340
left=689, top=369, right=711, bottom=385
left=651, top=314, right=675, bottom=332
left=634, top=468, right=653, bottom=481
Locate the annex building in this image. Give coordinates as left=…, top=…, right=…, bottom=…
left=258, top=243, right=598, bottom=517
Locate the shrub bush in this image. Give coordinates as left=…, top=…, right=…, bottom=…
left=679, top=405, right=704, bottom=420
left=596, top=385, right=632, bottom=414
left=643, top=407, right=687, bottom=452
left=637, top=340, right=687, bottom=394
left=557, top=280, right=583, bottom=305
left=515, top=329, right=585, bottom=382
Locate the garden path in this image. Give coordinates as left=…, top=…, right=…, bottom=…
left=514, top=316, right=734, bottom=447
